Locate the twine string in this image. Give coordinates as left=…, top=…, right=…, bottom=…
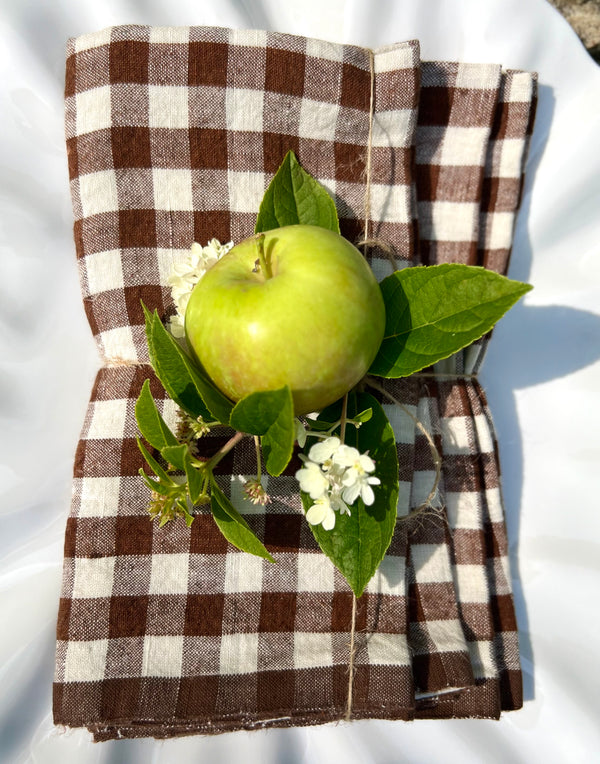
left=344, top=48, right=376, bottom=724
left=344, top=593, right=358, bottom=722
left=101, top=356, right=151, bottom=368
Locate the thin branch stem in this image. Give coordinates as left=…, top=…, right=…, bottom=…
left=205, top=430, right=246, bottom=471
left=339, top=392, right=349, bottom=444
left=254, top=435, right=262, bottom=481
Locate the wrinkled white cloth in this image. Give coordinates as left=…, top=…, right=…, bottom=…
left=1, top=0, right=600, bottom=762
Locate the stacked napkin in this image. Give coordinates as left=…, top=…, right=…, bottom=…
left=54, top=25, right=536, bottom=740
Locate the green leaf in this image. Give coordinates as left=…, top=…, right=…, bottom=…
left=135, top=379, right=179, bottom=451
left=147, top=308, right=233, bottom=424
left=210, top=481, right=275, bottom=562
left=139, top=469, right=170, bottom=496
left=136, top=437, right=174, bottom=485
left=161, top=443, right=188, bottom=472
left=185, top=452, right=205, bottom=504
left=353, top=408, right=373, bottom=424
left=143, top=306, right=211, bottom=420
left=185, top=455, right=206, bottom=505
left=229, top=386, right=295, bottom=476
left=304, top=419, right=337, bottom=431
left=159, top=443, right=207, bottom=504
left=369, top=264, right=533, bottom=378
left=302, top=392, right=399, bottom=598
left=255, top=150, right=340, bottom=234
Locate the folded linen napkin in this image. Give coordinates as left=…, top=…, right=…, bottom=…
left=53, top=25, right=535, bottom=740
left=408, top=64, right=537, bottom=718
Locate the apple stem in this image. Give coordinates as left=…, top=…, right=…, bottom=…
left=256, top=233, right=273, bottom=279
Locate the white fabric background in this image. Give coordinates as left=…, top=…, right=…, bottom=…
left=1, top=0, right=599, bottom=761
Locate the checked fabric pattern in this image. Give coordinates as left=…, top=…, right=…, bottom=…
left=53, top=25, right=536, bottom=740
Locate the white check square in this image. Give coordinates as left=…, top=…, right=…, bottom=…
left=455, top=564, right=489, bottom=603
left=149, top=86, right=189, bottom=128
left=369, top=183, right=410, bottom=224
left=64, top=639, right=108, bottom=682
left=410, top=544, right=453, bottom=584
left=299, top=99, right=339, bottom=142
left=100, top=326, right=137, bottom=363
left=227, top=171, right=265, bottom=213
left=426, top=619, right=469, bottom=653
left=440, top=126, right=489, bottom=166
left=149, top=26, right=190, bottom=44
left=446, top=491, right=480, bottom=530
left=86, top=399, right=128, bottom=440
left=294, top=632, right=333, bottom=670
left=440, top=415, right=472, bottom=455
left=149, top=553, right=190, bottom=595
left=76, top=86, right=112, bottom=135
left=72, top=556, right=115, bottom=599
left=224, top=550, right=263, bottom=593
left=79, top=477, right=121, bottom=518
left=153, top=168, right=194, bottom=211
left=226, top=88, right=264, bottom=132
left=79, top=170, right=119, bottom=217
left=220, top=633, right=259, bottom=675
left=142, top=635, right=184, bottom=677
left=297, top=552, right=334, bottom=593
left=365, top=554, right=406, bottom=596
left=367, top=632, right=410, bottom=666
left=372, top=109, right=414, bottom=148
left=484, top=211, right=515, bottom=250
left=85, top=250, right=124, bottom=294
left=468, top=639, right=497, bottom=680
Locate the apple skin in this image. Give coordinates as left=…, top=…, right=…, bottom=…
left=184, top=224, right=386, bottom=415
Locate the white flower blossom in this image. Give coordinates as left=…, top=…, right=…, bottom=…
left=296, top=437, right=379, bottom=528
left=334, top=445, right=380, bottom=506
left=167, top=238, right=233, bottom=337
left=341, top=471, right=380, bottom=506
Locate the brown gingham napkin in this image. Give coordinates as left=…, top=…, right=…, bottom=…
left=53, top=25, right=536, bottom=739
left=405, top=64, right=537, bottom=718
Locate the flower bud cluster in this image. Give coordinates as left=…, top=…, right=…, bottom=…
left=168, top=239, right=233, bottom=337
left=295, top=437, right=380, bottom=530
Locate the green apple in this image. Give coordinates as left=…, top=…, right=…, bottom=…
left=184, top=224, right=386, bottom=415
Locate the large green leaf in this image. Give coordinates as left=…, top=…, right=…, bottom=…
left=143, top=305, right=212, bottom=420
left=229, top=386, right=295, bottom=476
left=135, top=379, right=179, bottom=451
left=302, top=392, right=399, bottom=598
left=210, top=481, right=275, bottom=563
left=145, top=307, right=233, bottom=424
left=255, top=150, right=340, bottom=234
left=369, top=264, right=532, bottom=378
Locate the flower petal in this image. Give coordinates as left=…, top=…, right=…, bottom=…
left=321, top=507, right=336, bottom=530
left=306, top=501, right=327, bottom=526
left=342, top=482, right=361, bottom=505
left=308, top=437, right=340, bottom=464
left=360, top=483, right=375, bottom=506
